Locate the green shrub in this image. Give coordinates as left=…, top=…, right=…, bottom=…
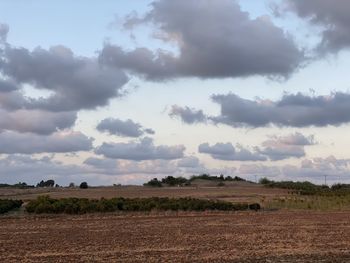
left=79, top=182, right=88, bottom=189
left=0, top=199, right=23, bottom=214
left=143, top=178, right=162, bottom=187
left=25, top=196, right=257, bottom=214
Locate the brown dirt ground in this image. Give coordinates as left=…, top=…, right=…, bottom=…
left=0, top=183, right=289, bottom=204
left=1, top=211, right=350, bottom=262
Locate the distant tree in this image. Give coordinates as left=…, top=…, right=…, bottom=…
left=259, top=177, right=271, bottom=185
left=46, top=180, right=55, bottom=187
left=69, top=182, right=75, bottom=188
left=79, top=182, right=88, bottom=189
left=36, top=179, right=55, bottom=187
left=144, top=178, right=162, bottom=187
left=161, top=176, right=188, bottom=186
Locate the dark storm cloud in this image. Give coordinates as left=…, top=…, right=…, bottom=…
left=0, top=109, right=77, bottom=135
left=97, top=118, right=155, bottom=137
left=0, top=45, right=129, bottom=112
left=0, top=131, right=93, bottom=154
left=257, top=133, right=315, bottom=161
left=95, top=137, right=185, bottom=161
left=210, top=92, right=350, bottom=127
left=283, top=0, right=350, bottom=53
left=100, top=0, right=303, bottom=80
left=198, top=142, right=266, bottom=161
left=169, top=105, right=207, bottom=124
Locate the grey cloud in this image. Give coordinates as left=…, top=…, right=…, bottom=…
left=84, top=157, right=118, bottom=170
left=177, top=156, right=200, bottom=168
left=0, top=155, right=86, bottom=185
left=0, top=44, right=129, bottom=112
left=95, top=137, right=185, bottom=161
left=211, top=92, right=350, bottom=127
left=100, top=0, right=303, bottom=80
left=0, top=131, right=93, bottom=154
left=0, top=23, right=9, bottom=42
left=0, top=79, right=18, bottom=93
left=239, top=164, right=281, bottom=178
left=97, top=118, right=155, bottom=137
left=273, top=132, right=315, bottom=146
left=84, top=157, right=178, bottom=175
left=144, top=128, right=155, bottom=135
left=169, top=105, right=207, bottom=124
left=0, top=109, right=77, bottom=135
left=257, top=132, right=315, bottom=161
left=283, top=156, right=350, bottom=182
left=284, top=0, right=350, bottom=53
left=198, top=142, right=266, bottom=161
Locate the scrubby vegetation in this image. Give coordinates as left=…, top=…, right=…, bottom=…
left=0, top=199, right=23, bottom=214
left=161, top=176, right=189, bottom=186
left=259, top=178, right=324, bottom=195
left=189, top=174, right=247, bottom=182
left=25, top=196, right=256, bottom=214
left=0, top=182, right=34, bottom=189
left=79, top=182, right=88, bottom=189
left=143, top=178, right=163, bottom=187
left=37, top=180, right=55, bottom=187
left=260, top=178, right=350, bottom=196
left=143, top=174, right=249, bottom=187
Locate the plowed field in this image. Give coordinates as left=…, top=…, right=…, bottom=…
left=1, top=211, right=350, bottom=262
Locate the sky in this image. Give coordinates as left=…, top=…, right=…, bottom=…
left=1, top=0, right=350, bottom=186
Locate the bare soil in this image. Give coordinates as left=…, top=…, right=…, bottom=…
left=1, top=211, right=350, bottom=262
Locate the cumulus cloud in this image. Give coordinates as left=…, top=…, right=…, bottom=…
left=0, top=45, right=129, bottom=112
left=96, top=118, right=155, bottom=137
left=198, top=142, right=266, bottom=161
left=283, top=0, right=350, bottom=53
left=95, top=137, right=185, bottom=161
left=0, top=131, right=93, bottom=154
left=100, top=0, right=303, bottom=80
left=257, top=132, right=315, bottom=160
left=210, top=92, right=350, bottom=127
left=84, top=157, right=178, bottom=175
left=0, top=109, right=77, bottom=134
left=169, top=105, right=207, bottom=124
left=177, top=156, right=201, bottom=168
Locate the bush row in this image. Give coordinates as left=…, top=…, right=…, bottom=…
left=0, top=199, right=23, bottom=214
left=25, top=196, right=256, bottom=214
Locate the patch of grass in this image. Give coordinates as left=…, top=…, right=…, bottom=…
left=265, top=195, right=350, bottom=211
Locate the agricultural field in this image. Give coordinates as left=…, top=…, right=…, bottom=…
left=1, top=182, right=350, bottom=262
left=1, top=211, right=350, bottom=262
